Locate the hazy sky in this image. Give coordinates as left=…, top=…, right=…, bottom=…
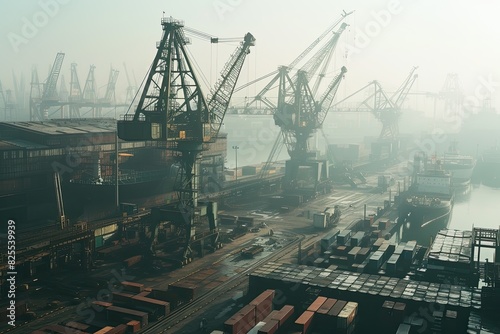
left=2, top=0, right=500, bottom=113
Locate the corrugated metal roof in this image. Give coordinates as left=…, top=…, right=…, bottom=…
left=2, top=139, right=48, bottom=149
left=0, top=118, right=116, bottom=135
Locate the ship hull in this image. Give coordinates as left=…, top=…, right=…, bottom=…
left=398, top=194, right=453, bottom=246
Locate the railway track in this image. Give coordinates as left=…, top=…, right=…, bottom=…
left=141, top=235, right=303, bottom=333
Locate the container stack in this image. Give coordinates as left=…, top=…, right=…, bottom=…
left=255, top=305, right=294, bottom=334
left=224, top=290, right=276, bottom=334
left=426, top=230, right=473, bottom=283
left=295, top=296, right=358, bottom=334
left=249, top=262, right=477, bottom=328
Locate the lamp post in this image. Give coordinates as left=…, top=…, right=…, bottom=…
left=232, top=145, right=239, bottom=183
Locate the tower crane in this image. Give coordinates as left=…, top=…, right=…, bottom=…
left=29, top=52, right=65, bottom=120
left=118, top=17, right=255, bottom=262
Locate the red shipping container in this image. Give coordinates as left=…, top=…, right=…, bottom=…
left=295, top=310, right=314, bottom=334
left=272, top=305, right=294, bottom=326
left=120, top=281, right=144, bottom=293
left=127, top=320, right=141, bottom=333
left=105, top=324, right=128, bottom=334
left=307, top=296, right=327, bottom=312
left=258, top=319, right=279, bottom=334
left=224, top=304, right=256, bottom=334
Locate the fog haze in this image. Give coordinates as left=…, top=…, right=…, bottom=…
left=2, top=0, right=500, bottom=115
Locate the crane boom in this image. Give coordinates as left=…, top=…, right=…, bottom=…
left=287, top=10, right=352, bottom=69
left=43, top=52, right=64, bottom=100
left=242, top=11, right=351, bottom=110
left=207, top=32, right=255, bottom=139
left=317, top=66, right=347, bottom=125
left=103, top=68, right=120, bottom=103
left=391, top=66, right=418, bottom=107
left=298, top=22, right=349, bottom=89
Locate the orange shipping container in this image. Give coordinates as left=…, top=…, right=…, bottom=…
left=307, top=296, right=327, bottom=312
left=295, top=310, right=314, bottom=334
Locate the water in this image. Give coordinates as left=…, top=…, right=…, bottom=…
left=450, top=183, right=500, bottom=231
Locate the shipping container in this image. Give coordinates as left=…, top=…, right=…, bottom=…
left=396, top=323, right=411, bottom=334
left=386, top=253, right=401, bottom=274
left=38, top=324, right=90, bottom=334
left=126, top=320, right=141, bottom=333
left=224, top=304, right=256, bottom=334
left=317, top=298, right=337, bottom=315
left=106, top=305, right=148, bottom=327
left=248, top=321, right=266, bottom=334
left=356, top=248, right=370, bottom=263
left=132, top=295, right=170, bottom=318
left=272, top=305, right=294, bottom=327
left=112, top=292, right=135, bottom=304
left=65, top=321, right=90, bottom=331
left=350, top=231, right=365, bottom=247
left=120, top=281, right=144, bottom=293
left=372, top=238, right=385, bottom=251
left=313, top=213, right=327, bottom=229
left=307, top=296, right=327, bottom=312
left=257, top=319, right=279, bottom=334
left=104, top=324, right=127, bottom=334
left=320, top=229, right=340, bottom=252
left=328, top=300, right=347, bottom=317
left=250, top=289, right=275, bottom=322
left=347, top=247, right=361, bottom=263
left=337, top=230, right=351, bottom=245
left=93, top=326, right=115, bottom=334
left=337, top=302, right=358, bottom=329
left=92, top=300, right=113, bottom=308
left=123, top=255, right=142, bottom=267
left=368, top=251, right=384, bottom=272
left=294, top=310, right=314, bottom=334
left=167, top=281, right=199, bottom=301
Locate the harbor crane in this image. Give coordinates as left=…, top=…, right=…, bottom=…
left=118, top=17, right=255, bottom=262
left=0, top=80, right=17, bottom=121
left=332, top=67, right=418, bottom=159
left=239, top=15, right=350, bottom=195
left=29, top=52, right=65, bottom=121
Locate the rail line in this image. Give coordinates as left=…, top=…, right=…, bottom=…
left=141, top=235, right=303, bottom=333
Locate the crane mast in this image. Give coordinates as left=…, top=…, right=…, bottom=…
left=117, top=17, right=254, bottom=262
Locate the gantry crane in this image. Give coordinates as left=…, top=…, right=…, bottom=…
left=118, top=17, right=255, bottom=262
left=333, top=67, right=418, bottom=159
left=29, top=52, right=65, bottom=120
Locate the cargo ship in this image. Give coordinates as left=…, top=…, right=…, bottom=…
left=442, top=145, right=476, bottom=190
left=478, top=146, right=500, bottom=188
left=399, top=154, right=453, bottom=245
